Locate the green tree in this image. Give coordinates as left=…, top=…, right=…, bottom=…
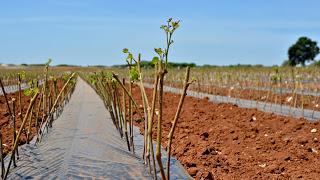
left=287, top=36, right=320, bottom=66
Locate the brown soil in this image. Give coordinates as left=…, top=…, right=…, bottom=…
left=131, top=85, right=320, bottom=180
left=0, top=80, right=64, bottom=156
left=0, top=92, right=41, bottom=155
left=164, top=81, right=320, bottom=112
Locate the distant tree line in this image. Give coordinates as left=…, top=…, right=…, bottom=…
left=19, top=63, right=81, bottom=67
left=201, top=64, right=265, bottom=68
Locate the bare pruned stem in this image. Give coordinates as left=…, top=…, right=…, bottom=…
left=166, top=67, right=191, bottom=180
left=0, top=132, right=5, bottom=179
left=156, top=69, right=166, bottom=180
left=0, top=78, right=14, bottom=124
left=4, top=92, right=39, bottom=180
left=122, top=78, right=131, bottom=151
left=11, top=98, right=17, bottom=167
left=112, top=73, right=144, bottom=121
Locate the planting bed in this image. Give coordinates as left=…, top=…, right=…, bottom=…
left=165, top=82, right=320, bottom=111
left=132, top=85, right=320, bottom=179
left=0, top=92, right=39, bottom=155
left=0, top=80, right=63, bottom=156
left=5, top=78, right=189, bottom=179
left=150, top=84, right=320, bottom=121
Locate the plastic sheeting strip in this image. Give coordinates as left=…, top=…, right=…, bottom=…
left=0, top=80, right=44, bottom=95
left=144, top=83, right=320, bottom=121
left=5, top=78, right=190, bottom=179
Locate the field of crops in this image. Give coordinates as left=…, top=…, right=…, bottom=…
left=102, top=63, right=320, bottom=179
left=1, top=20, right=320, bottom=180
left=128, top=66, right=320, bottom=179
left=0, top=62, right=77, bottom=179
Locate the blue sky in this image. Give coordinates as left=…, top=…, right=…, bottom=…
left=0, top=0, right=319, bottom=66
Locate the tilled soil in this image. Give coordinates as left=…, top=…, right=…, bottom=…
left=0, top=91, right=43, bottom=155
left=164, top=82, right=320, bottom=111
left=131, top=85, right=320, bottom=179
left=0, top=81, right=64, bottom=156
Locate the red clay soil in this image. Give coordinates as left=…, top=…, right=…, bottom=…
left=0, top=92, right=41, bottom=155
left=131, top=85, right=320, bottom=180
left=0, top=80, right=64, bottom=156
left=164, top=82, right=320, bottom=111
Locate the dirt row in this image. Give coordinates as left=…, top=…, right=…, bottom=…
left=0, top=81, right=63, bottom=156
left=131, top=85, right=320, bottom=179
left=164, top=81, right=320, bottom=112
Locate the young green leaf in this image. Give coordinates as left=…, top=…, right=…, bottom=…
left=123, top=48, right=129, bottom=53
left=91, top=79, right=97, bottom=85
left=129, top=67, right=139, bottom=81
left=105, top=71, right=113, bottom=80
left=20, top=71, right=26, bottom=80
left=23, top=89, right=31, bottom=96
left=32, top=87, right=39, bottom=96
left=154, top=48, right=163, bottom=56
left=151, top=57, right=159, bottom=65
left=172, top=20, right=180, bottom=30
left=23, top=86, right=39, bottom=97
left=161, top=25, right=170, bottom=33
left=127, top=53, right=133, bottom=61
left=46, top=58, right=52, bottom=66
